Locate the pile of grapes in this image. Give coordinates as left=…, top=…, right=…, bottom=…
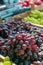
left=24, top=10, right=43, bottom=25
left=0, top=20, right=43, bottom=64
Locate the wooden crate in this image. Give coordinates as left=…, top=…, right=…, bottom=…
left=14, top=11, right=31, bottom=21
left=35, top=4, right=43, bottom=12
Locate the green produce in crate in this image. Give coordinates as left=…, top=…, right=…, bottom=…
left=40, top=19, right=43, bottom=25
left=30, top=10, right=42, bottom=18
left=4, top=61, right=11, bottom=65
left=0, top=56, right=16, bottom=65
left=4, top=56, right=11, bottom=65
left=0, top=62, right=3, bottom=65
left=24, top=10, right=43, bottom=26
left=4, top=56, right=10, bottom=61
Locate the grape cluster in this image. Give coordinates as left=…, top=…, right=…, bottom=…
left=12, top=32, right=39, bottom=60
left=0, top=20, right=43, bottom=62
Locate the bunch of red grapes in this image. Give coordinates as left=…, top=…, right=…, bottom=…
left=0, top=20, right=43, bottom=61
left=12, top=32, right=39, bottom=60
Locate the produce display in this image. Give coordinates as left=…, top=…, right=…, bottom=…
left=0, top=0, right=43, bottom=65
left=24, top=10, right=43, bottom=26
left=0, top=20, right=43, bottom=65
left=0, top=56, right=16, bottom=65
left=18, top=0, right=43, bottom=7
